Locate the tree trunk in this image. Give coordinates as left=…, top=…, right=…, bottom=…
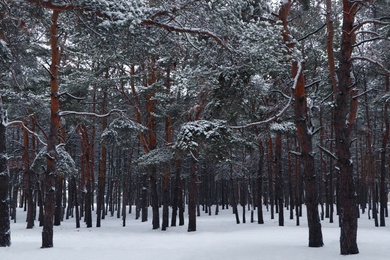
left=97, top=89, right=107, bottom=227
left=23, top=119, right=34, bottom=229
left=379, top=76, right=389, bottom=226
left=162, top=69, right=173, bottom=230
left=54, top=174, right=63, bottom=226
left=257, top=140, right=264, bottom=224
left=334, top=1, right=360, bottom=254
left=188, top=156, right=198, bottom=232
left=42, top=9, right=61, bottom=248
left=150, top=167, right=159, bottom=230
left=0, top=96, right=10, bottom=247
left=279, top=0, right=323, bottom=247
left=171, top=158, right=181, bottom=227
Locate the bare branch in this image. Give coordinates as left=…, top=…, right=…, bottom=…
left=298, top=23, right=326, bottom=42
left=305, top=79, right=321, bottom=89
left=352, top=88, right=373, bottom=100
left=271, top=90, right=290, bottom=99
left=317, top=144, right=338, bottom=160
left=353, top=36, right=386, bottom=48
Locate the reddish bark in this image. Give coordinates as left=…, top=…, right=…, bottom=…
left=334, top=0, right=361, bottom=254
left=42, top=9, right=60, bottom=248
left=279, top=0, right=323, bottom=247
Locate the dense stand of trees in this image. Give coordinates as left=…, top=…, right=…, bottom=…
left=0, top=0, right=389, bottom=255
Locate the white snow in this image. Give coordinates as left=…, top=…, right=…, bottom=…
left=2, top=206, right=390, bottom=260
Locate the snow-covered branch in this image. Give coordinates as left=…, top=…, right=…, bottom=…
left=231, top=94, right=293, bottom=129
left=353, top=37, right=386, bottom=48
left=292, top=60, right=303, bottom=90
left=6, top=121, right=47, bottom=146
left=59, top=109, right=125, bottom=118
left=317, top=144, right=338, bottom=160
left=59, top=92, right=85, bottom=100
left=140, top=20, right=236, bottom=53
left=351, top=18, right=389, bottom=35
left=349, top=56, right=390, bottom=76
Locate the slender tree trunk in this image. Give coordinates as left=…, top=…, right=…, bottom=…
left=274, top=133, right=284, bottom=227
left=42, top=9, right=61, bottom=248
left=171, top=158, right=181, bottom=227
left=72, top=176, right=80, bottom=228
left=287, top=136, right=294, bottom=220
left=257, top=140, right=264, bottom=224
left=23, top=119, right=34, bottom=229
left=162, top=67, right=173, bottom=230
left=325, top=0, right=337, bottom=226
left=188, top=156, right=198, bottom=231
left=96, top=89, right=107, bottom=227
left=379, top=76, right=389, bottom=226
left=267, top=137, right=274, bottom=220
left=150, top=167, right=159, bottom=230
left=54, top=174, right=63, bottom=226
left=78, top=125, right=92, bottom=228
left=0, top=96, right=10, bottom=247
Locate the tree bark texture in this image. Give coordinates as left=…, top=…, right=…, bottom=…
left=334, top=0, right=360, bottom=254
left=279, top=0, right=323, bottom=247
left=42, top=9, right=60, bottom=248
left=0, top=96, right=10, bottom=247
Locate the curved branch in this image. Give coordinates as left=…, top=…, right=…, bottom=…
left=59, top=109, right=124, bottom=118
left=349, top=56, right=390, bottom=76
left=6, top=121, right=47, bottom=146
left=231, top=94, right=292, bottom=129
left=140, top=20, right=236, bottom=53
left=59, top=92, right=85, bottom=100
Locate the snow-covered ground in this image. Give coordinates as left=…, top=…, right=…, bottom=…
left=2, top=206, right=389, bottom=260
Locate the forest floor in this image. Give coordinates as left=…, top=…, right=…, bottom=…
left=2, top=205, right=390, bottom=260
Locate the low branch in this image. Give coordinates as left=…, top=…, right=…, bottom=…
left=59, top=109, right=124, bottom=118
left=317, top=144, right=338, bottom=160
